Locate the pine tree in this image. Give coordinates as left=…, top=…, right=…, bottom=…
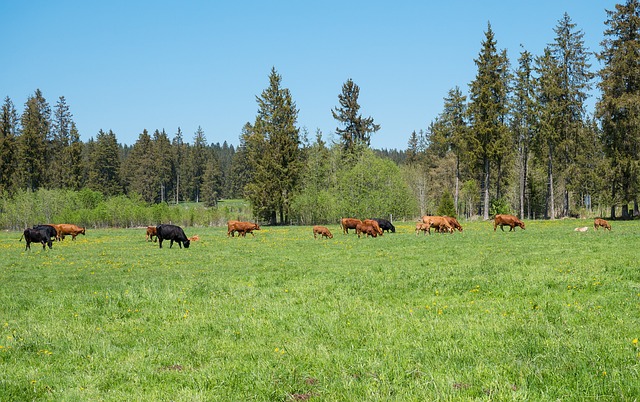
left=550, top=13, right=594, bottom=217
left=66, top=121, right=84, bottom=190
left=172, top=127, right=187, bottom=203
left=511, top=50, right=538, bottom=219
left=596, top=0, right=640, bottom=219
left=187, top=126, right=208, bottom=202
left=201, top=152, right=223, bottom=207
left=245, top=68, right=303, bottom=224
left=18, top=89, right=51, bottom=191
left=87, top=129, right=122, bottom=196
left=122, top=129, right=156, bottom=202
left=332, top=78, right=380, bottom=154
left=152, top=129, right=173, bottom=203
left=0, top=97, right=19, bottom=194
left=467, top=23, right=510, bottom=219
left=49, top=96, right=73, bottom=188
left=230, top=123, right=254, bottom=199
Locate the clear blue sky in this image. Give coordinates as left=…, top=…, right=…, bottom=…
left=1, top=1, right=618, bottom=149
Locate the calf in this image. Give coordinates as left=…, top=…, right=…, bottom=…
left=415, top=222, right=430, bottom=236
left=594, top=218, right=611, bottom=231
left=21, top=228, right=52, bottom=251
left=146, top=226, right=158, bottom=242
left=493, top=214, right=525, bottom=232
left=156, top=224, right=191, bottom=249
left=313, top=226, right=333, bottom=239
left=340, top=218, right=362, bottom=234
left=373, top=218, right=395, bottom=233
left=363, top=219, right=383, bottom=236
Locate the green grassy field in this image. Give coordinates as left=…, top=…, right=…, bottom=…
left=1, top=220, right=638, bottom=401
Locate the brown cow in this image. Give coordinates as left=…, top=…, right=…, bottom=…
left=594, top=218, right=611, bottom=231
left=146, top=226, right=158, bottom=242
left=421, top=216, right=453, bottom=234
left=444, top=216, right=463, bottom=232
left=363, top=219, right=383, bottom=236
left=54, top=224, right=86, bottom=240
left=228, top=221, right=260, bottom=237
left=340, top=218, right=362, bottom=234
left=313, top=226, right=333, bottom=239
left=415, top=222, right=430, bottom=235
left=355, top=223, right=378, bottom=238
left=493, top=214, right=525, bottom=232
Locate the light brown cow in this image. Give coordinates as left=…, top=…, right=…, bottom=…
left=363, top=219, right=383, bottom=236
left=355, top=223, right=378, bottom=238
left=313, top=226, right=333, bottom=239
left=493, top=214, right=525, bottom=232
left=227, top=221, right=260, bottom=237
left=444, top=216, right=463, bottom=232
left=146, top=226, right=158, bottom=242
left=415, top=222, right=430, bottom=235
left=594, top=218, right=611, bottom=231
left=54, top=224, right=86, bottom=240
left=340, top=218, right=362, bottom=235
left=421, top=216, right=453, bottom=234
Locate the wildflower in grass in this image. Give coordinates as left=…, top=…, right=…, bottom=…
left=633, top=338, right=638, bottom=346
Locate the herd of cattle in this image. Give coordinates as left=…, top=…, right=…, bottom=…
left=18, top=214, right=613, bottom=251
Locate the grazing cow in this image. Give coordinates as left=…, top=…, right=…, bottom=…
left=355, top=223, right=378, bottom=238
left=20, top=228, right=52, bottom=251
left=340, top=218, right=362, bottom=234
left=227, top=221, right=260, bottom=237
left=421, top=216, right=453, bottom=234
left=33, top=225, right=59, bottom=242
left=146, top=226, right=158, bottom=242
left=156, top=224, right=190, bottom=249
left=444, top=216, right=463, bottom=232
left=55, top=224, right=86, bottom=240
left=373, top=218, right=395, bottom=233
left=363, top=219, right=383, bottom=236
left=415, top=222, right=430, bottom=236
left=313, top=226, right=333, bottom=239
left=594, top=218, right=611, bottom=231
left=493, top=214, right=525, bottom=232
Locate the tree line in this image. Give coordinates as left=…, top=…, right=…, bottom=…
left=1, top=3, right=640, bottom=226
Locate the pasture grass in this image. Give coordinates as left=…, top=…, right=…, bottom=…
left=0, top=220, right=639, bottom=401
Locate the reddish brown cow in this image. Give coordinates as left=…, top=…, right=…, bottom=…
left=146, top=226, right=158, bottom=242
left=313, top=226, right=333, bottom=239
left=227, top=221, right=260, bottom=237
left=341, top=218, right=362, bottom=234
left=54, top=224, right=86, bottom=240
left=421, top=216, right=453, bottom=234
left=355, top=223, right=378, bottom=238
left=444, top=216, right=463, bottom=232
left=594, top=218, right=611, bottom=231
left=493, top=214, right=525, bottom=232
left=363, top=219, right=383, bottom=236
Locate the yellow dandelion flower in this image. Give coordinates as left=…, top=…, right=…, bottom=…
left=633, top=338, right=638, bottom=346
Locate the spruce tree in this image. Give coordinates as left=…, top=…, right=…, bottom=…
left=66, top=121, right=84, bottom=190
left=187, top=126, right=208, bottom=202
left=18, top=89, right=51, bottom=191
left=201, top=153, right=223, bottom=207
left=596, top=0, right=640, bottom=219
left=0, top=97, right=19, bottom=194
left=172, top=127, right=187, bottom=203
left=87, top=129, right=122, bottom=196
left=122, top=129, right=156, bottom=202
left=152, top=129, right=173, bottom=203
left=50, top=96, right=73, bottom=189
left=332, top=78, right=380, bottom=154
left=467, top=23, right=510, bottom=219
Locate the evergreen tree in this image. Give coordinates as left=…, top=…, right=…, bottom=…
left=332, top=78, right=380, bottom=154
left=511, top=50, right=538, bottom=219
left=17, top=89, right=51, bottom=191
left=49, top=96, right=73, bottom=188
left=0, top=97, right=19, bottom=194
left=596, top=0, right=640, bottom=219
left=550, top=13, right=594, bottom=217
left=245, top=68, right=303, bottom=224
left=65, top=121, right=84, bottom=190
left=467, top=23, right=510, bottom=219
left=201, top=153, right=223, bottom=207
left=172, top=127, right=187, bottom=203
left=187, top=126, right=208, bottom=202
left=230, top=123, right=254, bottom=198
left=87, top=129, right=122, bottom=196
left=122, top=129, right=156, bottom=202
left=152, top=129, right=173, bottom=203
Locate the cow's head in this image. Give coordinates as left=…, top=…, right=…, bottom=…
left=183, top=239, right=191, bottom=248
left=253, top=224, right=261, bottom=230
left=328, top=232, right=333, bottom=239
left=80, top=227, right=86, bottom=235
left=518, top=221, right=526, bottom=230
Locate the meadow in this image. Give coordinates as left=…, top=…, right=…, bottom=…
left=0, top=220, right=638, bottom=401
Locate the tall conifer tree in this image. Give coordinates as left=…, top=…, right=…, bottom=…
left=87, top=129, right=122, bottom=196
left=0, top=97, right=19, bottom=194
left=18, top=89, right=51, bottom=191
left=332, top=79, right=380, bottom=154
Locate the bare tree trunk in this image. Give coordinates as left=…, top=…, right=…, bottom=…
left=483, top=156, right=490, bottom=220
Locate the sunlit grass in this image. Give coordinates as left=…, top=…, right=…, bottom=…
left=0, top=220, right=638, bottom=400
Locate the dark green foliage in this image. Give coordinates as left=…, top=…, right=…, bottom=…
left=49, top=96, right=74, bottom=188
left=122, top=129, right=157, bottom=203
left=87, top=129, right=122, bottom=196
left=332, top=79, right=380, bottom=154
left=201, top=154, right=223, bottom=207
left=489, top=197, right=512, bottom=217
left=17, top=89, right=50, bottom=191
left=436, top=190, right=456, bottom=217
left=0, top=97, right=19, bottom=194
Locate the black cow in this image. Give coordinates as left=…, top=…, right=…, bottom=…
left=33, top=225, right=58, bottom=242
left=156, top=224, right=191, bottom=249
left=373, top=218, right=395, bottom=233
left=20, top=228, right=53, bottom=251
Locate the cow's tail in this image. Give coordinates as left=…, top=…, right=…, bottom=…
left=19, top=234, right=24, bottom=242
